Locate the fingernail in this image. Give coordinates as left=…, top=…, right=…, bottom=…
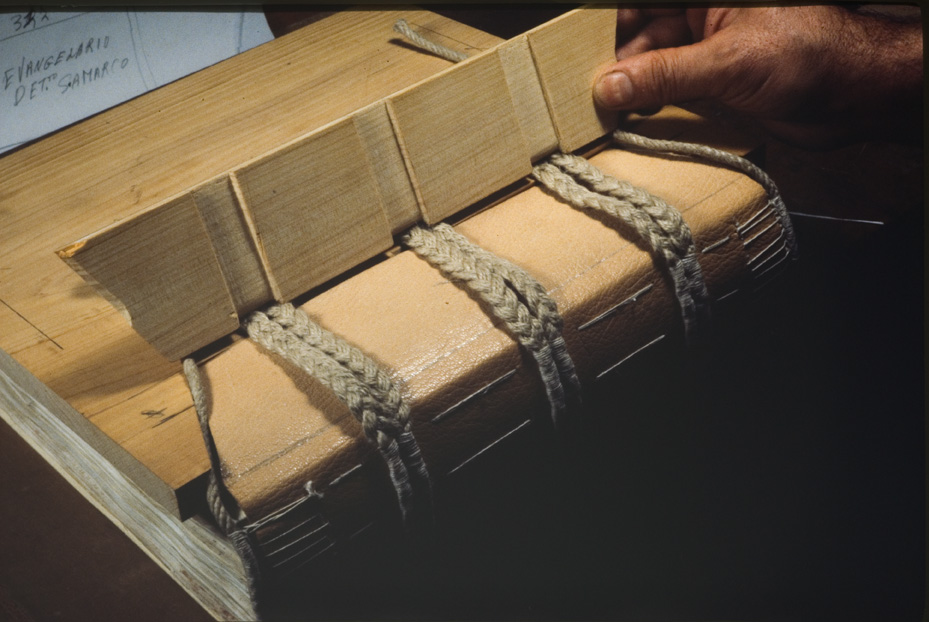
left=595, top=71, right=634, bottom=108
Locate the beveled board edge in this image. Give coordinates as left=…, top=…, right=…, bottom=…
left=56, top=5, right=618, bottom=360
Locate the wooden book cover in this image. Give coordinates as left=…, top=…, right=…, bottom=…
left=0, top=7, right=797, bottom=620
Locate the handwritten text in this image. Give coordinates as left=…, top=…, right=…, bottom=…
left=4, top=36, right=111, bottom=92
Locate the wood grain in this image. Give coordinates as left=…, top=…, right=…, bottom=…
left=234, top=117, right=393, bottom=303
left=353, top=102, right=423, bottom=234
left=0, top=10, right=504, bottom=515
left=387, top=50, right=531, bottom=224
left=527, top=6, right=618, bottom=152
left=0, top=348, right=252, bottom=619
left=51, top=7, right=626, bottom=360
left=192, top=176, right=272, bottom=316
left=497, top=36, right=560, bottom=161
left=58, top=196, right=239, bottom=361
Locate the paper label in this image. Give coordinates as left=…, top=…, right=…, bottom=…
left=0, top=8, right=273, bottom=154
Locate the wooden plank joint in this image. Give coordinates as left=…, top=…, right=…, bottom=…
left=55, top=6, right=619, bottom=360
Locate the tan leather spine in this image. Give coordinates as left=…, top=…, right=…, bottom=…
left=203, top=143, right=786, bottom=544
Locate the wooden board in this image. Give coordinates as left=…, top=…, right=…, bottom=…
left=497, top=36, right=559, bottom=160
left=527, top=6, right=619, bottom=152
left=353, top=102, right=422, bottom=234
left=56, top=7, right=619, bottom=360
left=58, top=194, right=239, bottom=361
left=192, top=176, right=273, bottom=316
left=0, top=348, right=253, bottom=619
left=2, top=5, right=682, bottom=517
left=387, top=48, right=532, bottom=224
left=234, top=117, right=393, bottom=303
left=0, top=9, right=506, bottom=516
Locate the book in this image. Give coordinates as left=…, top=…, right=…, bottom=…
left=0, top=7, right=798, bottom=619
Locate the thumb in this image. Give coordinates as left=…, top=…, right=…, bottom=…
left=594, top=39, right=724, bottom=110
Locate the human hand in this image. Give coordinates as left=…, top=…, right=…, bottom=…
left=593, top=7, right=923, bottom=148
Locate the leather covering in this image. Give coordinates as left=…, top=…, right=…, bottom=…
left=200, top=139, right=794, bottom=579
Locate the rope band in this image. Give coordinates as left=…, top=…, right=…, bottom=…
left=403, top=223, right=579, bottom=432
left=183, top=358, right=246, bottom=536
left=393, top=18, right=468, bottom=63
left=434, top=225, right=582, bottom=403
left=393, top=15, right=793, bottom=343
left=245, top=304, right=433, bottom=527
left=532, top=157, right=710, bottom=344
left=183, top=358, right=267, bottom=614
left=610, top=130, right=797, bottom=255
left=182, top=301, right=435, bottom=619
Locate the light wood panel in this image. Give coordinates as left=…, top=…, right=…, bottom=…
left=0, top=9, right=505, bottom=515
left=192, top=176, right=272, bottom=316
left=52, top=6, right=623, bottom=360
left=497, top=36, right=559, bottom=160
left=58, top=197, right=239, bottom=361
left=234, top=117, right=393, bottom=303
left=3, top=10, right=498, bottom=354
left=0, top=348, right=253, bottom=619
left=353, top=102, right=422, bottom=234
left=527, top=6, right=618, bottom=152
left=387, top=48, right=532, bottom=224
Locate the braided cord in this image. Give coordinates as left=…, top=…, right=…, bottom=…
left=532, top=160, right=708, bottom=342
left=182, top=358, right=246, bottom=535
left=404, top=224, right=573, bottom=431
left=245, top=306, right=432, bottom=526
left=532, top=161, right=675, bottom=260
left=184, top=358, right=272, bottom=615
left=393, top=18, right=468, bottom=63
left=266, top=304, right=410, bottom=428
left=539, top=150, right=712, bottom=342
left=262, top=303, right=431, bottom=509
left=427, top=224, right=581, bottom=402
left=246, top=311, right=400, bottom=441
left=611, top=130, right=797, bottom=254
left=548, top=152, right=691, bottom=255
